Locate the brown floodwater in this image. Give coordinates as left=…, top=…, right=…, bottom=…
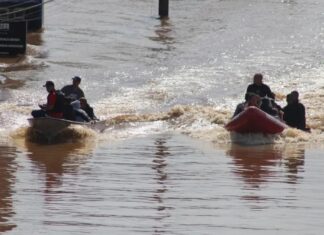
left=1, top=134, right=324, bottom=234
left=1, top=0, right=324, bottom=234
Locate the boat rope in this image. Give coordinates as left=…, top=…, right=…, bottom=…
left=0, top=0, right=54, bottom=20
left=0, top=0, right=36, bottom=10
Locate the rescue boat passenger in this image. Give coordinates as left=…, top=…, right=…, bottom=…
left=31, top=81, right=64, bottom=118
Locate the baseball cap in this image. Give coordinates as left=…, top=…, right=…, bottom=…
left=43, top=81, right=54, bottom=87
left=72, top=76, right=81, bottom=82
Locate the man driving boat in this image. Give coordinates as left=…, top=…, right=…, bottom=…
left=31, top=81, right=64, bottom=118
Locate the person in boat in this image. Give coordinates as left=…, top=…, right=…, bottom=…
left=233, top=93, right=251, bottom=117
left=233, top=93, right=261, bottom=117
left=79, top=97, right=98, bottom=120
left=260, top=96, right=284, bottom=120
left=246, top=73, right=275, bottom=99
left=283, top=91, right=309, bottom=131
left=31, top=81, right=64, bottom=118
left=246, top=73, right=283, bottom=118
left=70, top=97, right=98, bottom=122
left=61, top=76, right=85, bottom=101
left=62, top=96, right=76, bottom=121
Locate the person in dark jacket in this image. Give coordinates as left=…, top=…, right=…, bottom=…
left=232, top=93, right=261, bottom=117
left=233, top=93, right=251, bottom=117
left=283, top=91, right=309, bottom=131
left=61, top=76, right=85, bottom=101
left=246, top=73, right=275, bottom=99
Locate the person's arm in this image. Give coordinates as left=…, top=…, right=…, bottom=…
left=246, top=84, right=253, bottom=93
left=61, top=86, right=67, bottom=94
left=88, top=106, right=95, bottom=119
left=297, top=104, right=306, bottom=130
left=264, top=85, right=275, bottom=99
left=80, top=89, right=85, bottom=99
left=75, top=109, right=91, bottom=122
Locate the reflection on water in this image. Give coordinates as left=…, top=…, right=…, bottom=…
left=0, top=146, right=17, bottom=232
left=24, top=140, right=94, bottom=194
left=152, top=138, right=171, bottom=234
left=227, top=144, right=305, bottom=202
left=27, top=32, right=43, bottom=46
left=227, top=145, right=282, bottom=189
left=282, top=145, right=305, bottom=184
left=148, top=18, right=175, bottom=52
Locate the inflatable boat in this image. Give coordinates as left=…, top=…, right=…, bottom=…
left=225, top=106, right=287, bottom=134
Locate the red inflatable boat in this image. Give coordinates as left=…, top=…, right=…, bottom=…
left=225, top=106, right=287, bottom=134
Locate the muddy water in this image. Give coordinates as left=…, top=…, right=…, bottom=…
left=2, top=135, right=324, bottom=234
left=1, top=0, right=324, bottom=234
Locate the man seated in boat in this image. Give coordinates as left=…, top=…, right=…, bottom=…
left=61, top=76, right=85, bottom=101
left=246, top=73, right=283, bottom=118
left=246, top=73, right=275, bottom=99
left=283, top=91, right=310, bottom=132
left=79, top=97, right=98, bottom=121
left=260, top=96, right=283, bottom=120
left=233, top=93, right=261, bottom=117
left=31, top=81, right=64, bottom=118
left=69, top=97, right=97, bottom=122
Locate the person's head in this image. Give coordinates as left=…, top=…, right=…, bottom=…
left=43, top=80, right=55, bottom=92
left=248, top=93, right=261, bottom=107
left=290, top=90, right=299, bottom=102
left=253, top=73, right=263, bottom=86
left=244, top=93, right=252, bottom=102
left=286, top=93, right=292, bottom=104
left=72, top=76, right=81, bottom=87
left=79, top=97, right=88, bottom=108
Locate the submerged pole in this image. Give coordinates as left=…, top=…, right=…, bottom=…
left=159, top=0, right=169, bottom=18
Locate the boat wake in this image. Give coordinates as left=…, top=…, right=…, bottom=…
left=1, top=100, right=322, bottom=148
left=12, top=125, right=97, bottom=145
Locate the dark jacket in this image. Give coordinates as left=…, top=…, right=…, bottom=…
left=61, top=85, right=85, bottom=101
left=283, top=102, right=306, bottom=130
left=247, top=83, right=274, bottom=98
left=232, top=102, right=246, bottom=118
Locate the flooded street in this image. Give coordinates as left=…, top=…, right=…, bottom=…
left=2, top=135, right=324, bottom=234
left=1, top=0, right=324, bottom=234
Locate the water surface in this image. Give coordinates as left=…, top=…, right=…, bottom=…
left=1, top=0, right=324, bottom=234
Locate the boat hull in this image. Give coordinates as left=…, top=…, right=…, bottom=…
left=27, top=117, right=106, bottom=141
left=225, top=107, right=287, bottom=134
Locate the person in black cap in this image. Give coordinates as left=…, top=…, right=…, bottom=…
left=31, top=81, right=64, bottom=118
left=61, top=76, right=85, bottom=101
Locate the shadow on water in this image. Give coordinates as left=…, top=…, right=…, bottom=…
left=23, top=140, right=94, bottom=195
left=0, top=146, right=17, bottom=232
left=226, top=144, right=305, bottom=202
left=152, top=138, right=172, bottom=234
